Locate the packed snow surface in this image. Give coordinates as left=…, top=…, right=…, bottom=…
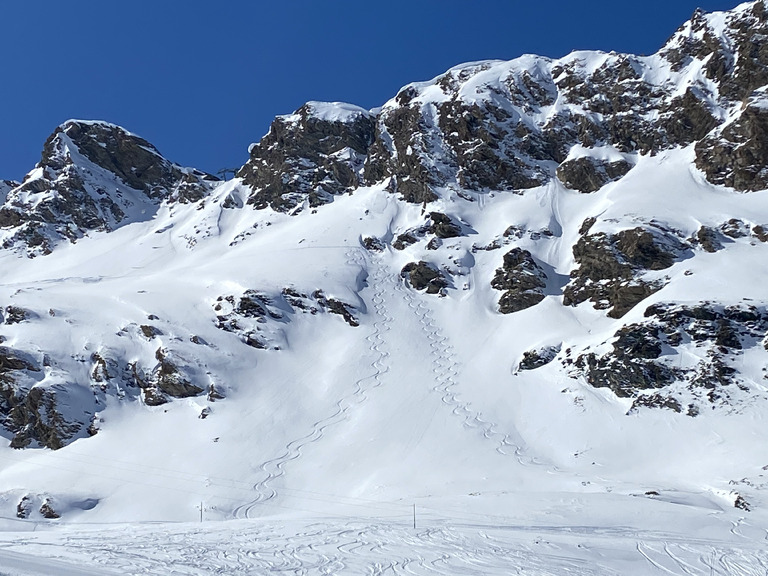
left=0, top=509, right=767, bottom=575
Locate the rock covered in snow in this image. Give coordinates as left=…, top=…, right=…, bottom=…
left=0, top=120, right=216, bottom=256
left=2, top=1, right=768, bottom=531
left=238, top=102, right=376, bottom=212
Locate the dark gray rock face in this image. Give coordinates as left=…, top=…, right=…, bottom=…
left=754, top=224, right=768, bottom=242
left=575, top=324, right=675, bottom=401
left=391, top=212, right=463, bottom=251
left=401, top=261, right=448, bottom=294
left=231, top=2, right=768, bottom=211
left=695, top=103, right=768, bottom=192
left=694, top=226, right=723, bottom=253
left=0, top=121, right=215, bottom=255
left=563, top=224, right=687, bottom=318
left=0, top=347, right=86, bottom=450
left=661, top=89, right=722, bottom=145
left=720, top=218, right=750, bottom=239
left=141, top=348, right=204, bottom=406
left=362, top=236, right=385, bottom=252
left=432, top=98, right=550, bottom=192
left=313, top=290, right=360, bottom=327
left=235, top=25, right=730, bottom=212
left=392, top=232, right=419, bottom=251
left=574, top=302, right=768, bottom=414
left=668, top=4, right=768, bottom=191
left=47, top=122, right=212, bottom=201
left=364, top=101, right=440, bottom=204
left=4, top=306, right=30, bottom=325
left=242, top=49, right=722, bottom=211
left=239, top=103, right=376, bottom=212
left=39, top=498, right=60, bottom=519
left=126, top=347, right=206, bottom=407
left=518, top=345, right=560, bottom=371
left=214, top=290, right=286, bottom=350
left=428, top=212, right=462, bottom=239
left=665, top=2, right=768, bottom=102
left=556, top=157, right=633, bottom=193
left=491, top=248, right=547, bottom=314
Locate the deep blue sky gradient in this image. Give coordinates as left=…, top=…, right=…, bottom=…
left=0, top=1, right=741, bottom=180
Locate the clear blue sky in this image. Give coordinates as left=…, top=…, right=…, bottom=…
left=0, top=1, right=740, bottom=180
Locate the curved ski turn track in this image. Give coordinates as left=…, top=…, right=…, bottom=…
left=234, top=243, right=562, bottom=519
left=393, top=269, right=559, bottom=471
left=233, top=248, right=393, bottom=519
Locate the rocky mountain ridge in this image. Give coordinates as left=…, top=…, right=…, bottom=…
left=0, top=120, right=216, bottom=256
left=0, top=0, right=767, bottom=523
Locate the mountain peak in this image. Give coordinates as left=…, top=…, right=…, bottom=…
left=0, top=120, right=217, bottom=255
left=1, top=2, right=768, bottom=540
left=286, top=101, right=373, bottom=124
left=42, top=120, right=171, bottom=192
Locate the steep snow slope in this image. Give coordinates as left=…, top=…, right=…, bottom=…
left=0, top=2, right=768, bottom=574
left=0, top=147, right=766, bottom=522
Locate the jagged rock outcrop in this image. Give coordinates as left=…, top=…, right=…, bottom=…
left=231, top=1, right=768, bottom=215
left=556, top=157, right=633, bottom=193
left=694, top=226, right=724, bottom=253
left=563, top=223, right=689, bottom=318
left=312, top=290, right=360, bottom=327
left=16, top=496, right=31, bottom=519
left=215, top=287, right=359, bottom=350
left=239, top=102, right=376, bottom=212
left=491, top=248, right=547, bottom=313
left=127, top=348, right=205, bottom=407
left=39, top=498, right=60, bottom=519
left=695, top=99, right=768, bottom=191
left=0, top=347, right=88, bottom=450
left=214, top=290, right=287, bottom=350
left=0, top=120, right=216, bottom=255
left=362, top=236, right=385, bottom=252
left=692, top=219, right=766, bottom=252
left=5, top=385, right=86, bottom=450
left=4, top=305, right=31, bottom=325
left=233, top=4, right=768, bottom=213
left=574, top=302, right=768, bottom=414
left=518, top=345, right=560, bottom=371
left=16, top=494, right=63, bottom=519
left=662, top=2, right=768, bottom=101
left=142, top=348, right=204, bottom=406
left=427, top=212, right=462, bottom=239
left=401, top=261, right=448, bottom=294
left=391, top=211, right=464, bottom=251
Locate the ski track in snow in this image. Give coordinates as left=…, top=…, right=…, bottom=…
left=1, top=520, right=767, bottom=575
left=233, top=248, right=393, bottom=519
left=394, top=268, right=551, bottom=469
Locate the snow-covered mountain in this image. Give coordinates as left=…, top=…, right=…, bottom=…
left=1, top=2, right=768, bottom=573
